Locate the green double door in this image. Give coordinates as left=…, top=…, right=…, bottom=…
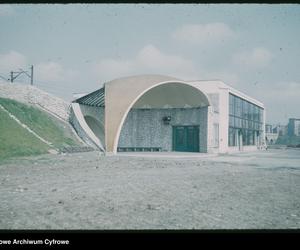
left=173, top=126, right=200, bottom=152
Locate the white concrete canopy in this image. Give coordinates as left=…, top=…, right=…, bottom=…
left=104, top=74, right=211, bottom=154
left=132, top=82, right=210, bottom=109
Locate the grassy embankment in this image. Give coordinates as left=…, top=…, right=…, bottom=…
left=0, top=97, right=79, bottom=161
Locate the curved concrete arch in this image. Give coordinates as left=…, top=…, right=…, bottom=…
left=107, top=79, right=212, bottom=154
left=71, top=103, right=105, bottom=151
left=84, top=115, right=105, bottom=147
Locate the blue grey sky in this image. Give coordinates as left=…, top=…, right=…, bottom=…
left=0, top=4, right=300, bottom=124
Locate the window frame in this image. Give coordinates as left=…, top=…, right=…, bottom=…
left=228, top=93, right=263, bottom=147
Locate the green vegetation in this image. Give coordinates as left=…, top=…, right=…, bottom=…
left=0, top=97, right=80, bottom=161
left=276, top=135, right=300, bottom=146
left=0, top=107, right=50, bottom=160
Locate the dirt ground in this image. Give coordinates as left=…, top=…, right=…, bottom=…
left=0, top=149, right=300, bottom=229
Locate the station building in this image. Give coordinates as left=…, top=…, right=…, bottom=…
left=70, top=75, right=265, bottom=155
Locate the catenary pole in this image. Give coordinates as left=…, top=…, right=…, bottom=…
left=30, top=65, right=33, bottom=85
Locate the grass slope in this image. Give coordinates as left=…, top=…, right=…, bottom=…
left=0, top=97, right=79, bottom=160
left=0, top=108, right=50, bottom=160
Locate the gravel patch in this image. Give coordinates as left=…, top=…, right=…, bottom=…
left=0, top=149, right=299, bottom=229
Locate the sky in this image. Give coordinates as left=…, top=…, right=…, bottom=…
left=0, top=4, right=300, bottom=125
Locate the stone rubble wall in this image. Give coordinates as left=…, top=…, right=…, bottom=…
left=0, top=82, right=70, bottom=121
left=0, top=81, right=89, bottom=147
left=118, top=107, right=208, bottom=153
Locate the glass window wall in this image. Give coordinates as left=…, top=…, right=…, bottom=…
left=228, top=93, right=264, bottom=146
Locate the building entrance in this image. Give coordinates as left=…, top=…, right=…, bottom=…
left=173, top=126, right=199, bottom=152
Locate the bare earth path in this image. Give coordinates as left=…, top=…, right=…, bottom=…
left=0, top=149, right=300, bottom=229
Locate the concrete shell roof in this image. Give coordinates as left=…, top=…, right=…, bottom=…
left=104, top=74, right=211, bottom=153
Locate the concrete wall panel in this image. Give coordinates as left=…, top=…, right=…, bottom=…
left=118, top=107, right=208, bottom=152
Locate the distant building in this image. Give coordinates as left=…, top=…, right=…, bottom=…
left=288, top=118, right=300, bottom=136
left=273, top=124, right=287, bottom=136
left=265, top=124, right=273, bottom=134
left=265, top=124, right=278, bottom=145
